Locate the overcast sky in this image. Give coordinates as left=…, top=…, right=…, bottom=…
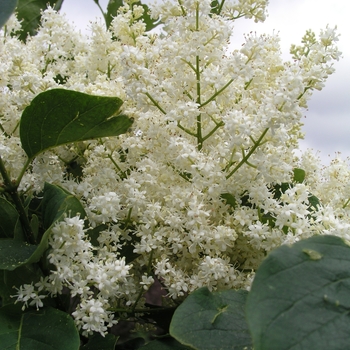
left=60, top=0, right=350, bottom=165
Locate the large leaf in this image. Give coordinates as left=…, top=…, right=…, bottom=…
left=170, top=287, right=252, bottom=350
left=82, top=333, right=118, bottom=350
left=15, top=0, right=63, bottom=41
left=0, top=0, right=18, bottom=29
left=246, top=234, right=350, bottom=350
left=0, top=304, right=80, bottom=350
left=140, top=337, right=192, bottom=350
left=0, top=197, right=23, bottom=239
left=0, top=239, right=37, bottom=270
left=20, top=89, right=133, bottom=159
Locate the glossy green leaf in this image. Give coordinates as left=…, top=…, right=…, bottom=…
left=15, top=0, right=63, bottom=41
left=0, top=304, right=80, bottom=350
left=0, top=239, right=37, bottom=270
left=0, top=0, right=18, bottom=29
left=246, top=234, right=350, bottom=350
left=20, top=89, right=133, bottom=159
left=170, top=287, right=252, bottom=350
left=0, top=197, right=23, bottom=239
left=82, top=333, right=118, bottom=350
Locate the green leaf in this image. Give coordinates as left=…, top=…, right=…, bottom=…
left=0, top=239, right=37, bottom=270
left=41, top=182, right=86, bottom=230
left=220, top=193, right=237, bottom=209
left=135, top=2, right=161, bottom=32
left=246, top=234, right=350, bottom=350
left=0, top=0, right=18, bottom=29
left=15, top=0, right=63, bottom=41
left=210, top=1, right=220, bottom=15
left=25, top=182, right=87, bottom=264
left=170, top=287, right=252, bottom=350
left=0, top=270, right=14, bottom=306
left=2, top=264, right=44, bottom=305
left=0, top=197, right=23, bottom=239
left=20, top=89, right=133, bottom=159
left=106, top=0, right=124, bottom=28
left=140, top=337, right=192, bottom=350
left=0, top=304, right=80, bottom=350
left=82, top=333, right=118, bottom=350
left=293, top=168, right=306, bottom=183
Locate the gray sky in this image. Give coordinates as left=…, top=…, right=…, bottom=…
left=60, top=0, right=350, bottom=164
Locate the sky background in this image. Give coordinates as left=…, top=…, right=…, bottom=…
left=60, top=0, right=350, bottom=165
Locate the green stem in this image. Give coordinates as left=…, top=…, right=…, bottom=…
left=342, top=198, right=350, bottom=209
left=202, top=121, right=224, bottom=142
left=195, top=54, right=203, bottom=150
left=217, top=0, right=226, bottom=15
left=0, top=156, right=35, bottom=244
left=225, top=128, right=269, bottom=179
left=145, top=92, right=167, bottom=115
left=132, top=250, right=154, bottom=313
left=107, top=153, right=127, bottom=179
left=15, top=158, right=32, bottom=188
left=200, top=79, right=234, bottom=108
left=177, top=0, right=187, bottom=16
left=93, top=0, right=108, bottom=28
left=177, top=122, right=197, bottom=137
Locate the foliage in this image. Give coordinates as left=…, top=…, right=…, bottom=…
left=0, top=0, right=348, bottom=349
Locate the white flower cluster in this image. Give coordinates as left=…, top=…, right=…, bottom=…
left=3, top=0, right=347, bottom=335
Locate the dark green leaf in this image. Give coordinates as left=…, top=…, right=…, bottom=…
left=30, top=214, right=39, bottom=241
left=0, top=0, right=18, bottom=29
left=2, top=264, right=43, bottom=305
left=220, top=193, right=236, bottom=209
left=0, top=270, right=14, bottom=306
left=0, top=239, right=37, bottom=270
left=106, top=0, right=124, bottom=28
left=87, top=224, right=108, bottom=247
left=41, top=182, right=86, bottom=231
left=82, top=333, right=118, bottom=350
left=210, top=1, right=220, bottom=15
left=140, top=337, right=192, bottom=350
left=293, top=168, right=306, bottom=183
left=143, top=304, right=176, bottom=333
left=170, top=287, right=252, bottom=350
left=0, top=304, right=80, bottom=350
left=15, top=0, right=63, bottom=41
left=0, top=197, right=23, bottom=239
left=115, top=337, right=145, bottom=350
left=25, top=182, right=87, bottom=264
left=246, top=234, right=350, bottom=350
left=20, top=89, right=133, bottom=159
left=308, top=194, right=320, bottom=211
